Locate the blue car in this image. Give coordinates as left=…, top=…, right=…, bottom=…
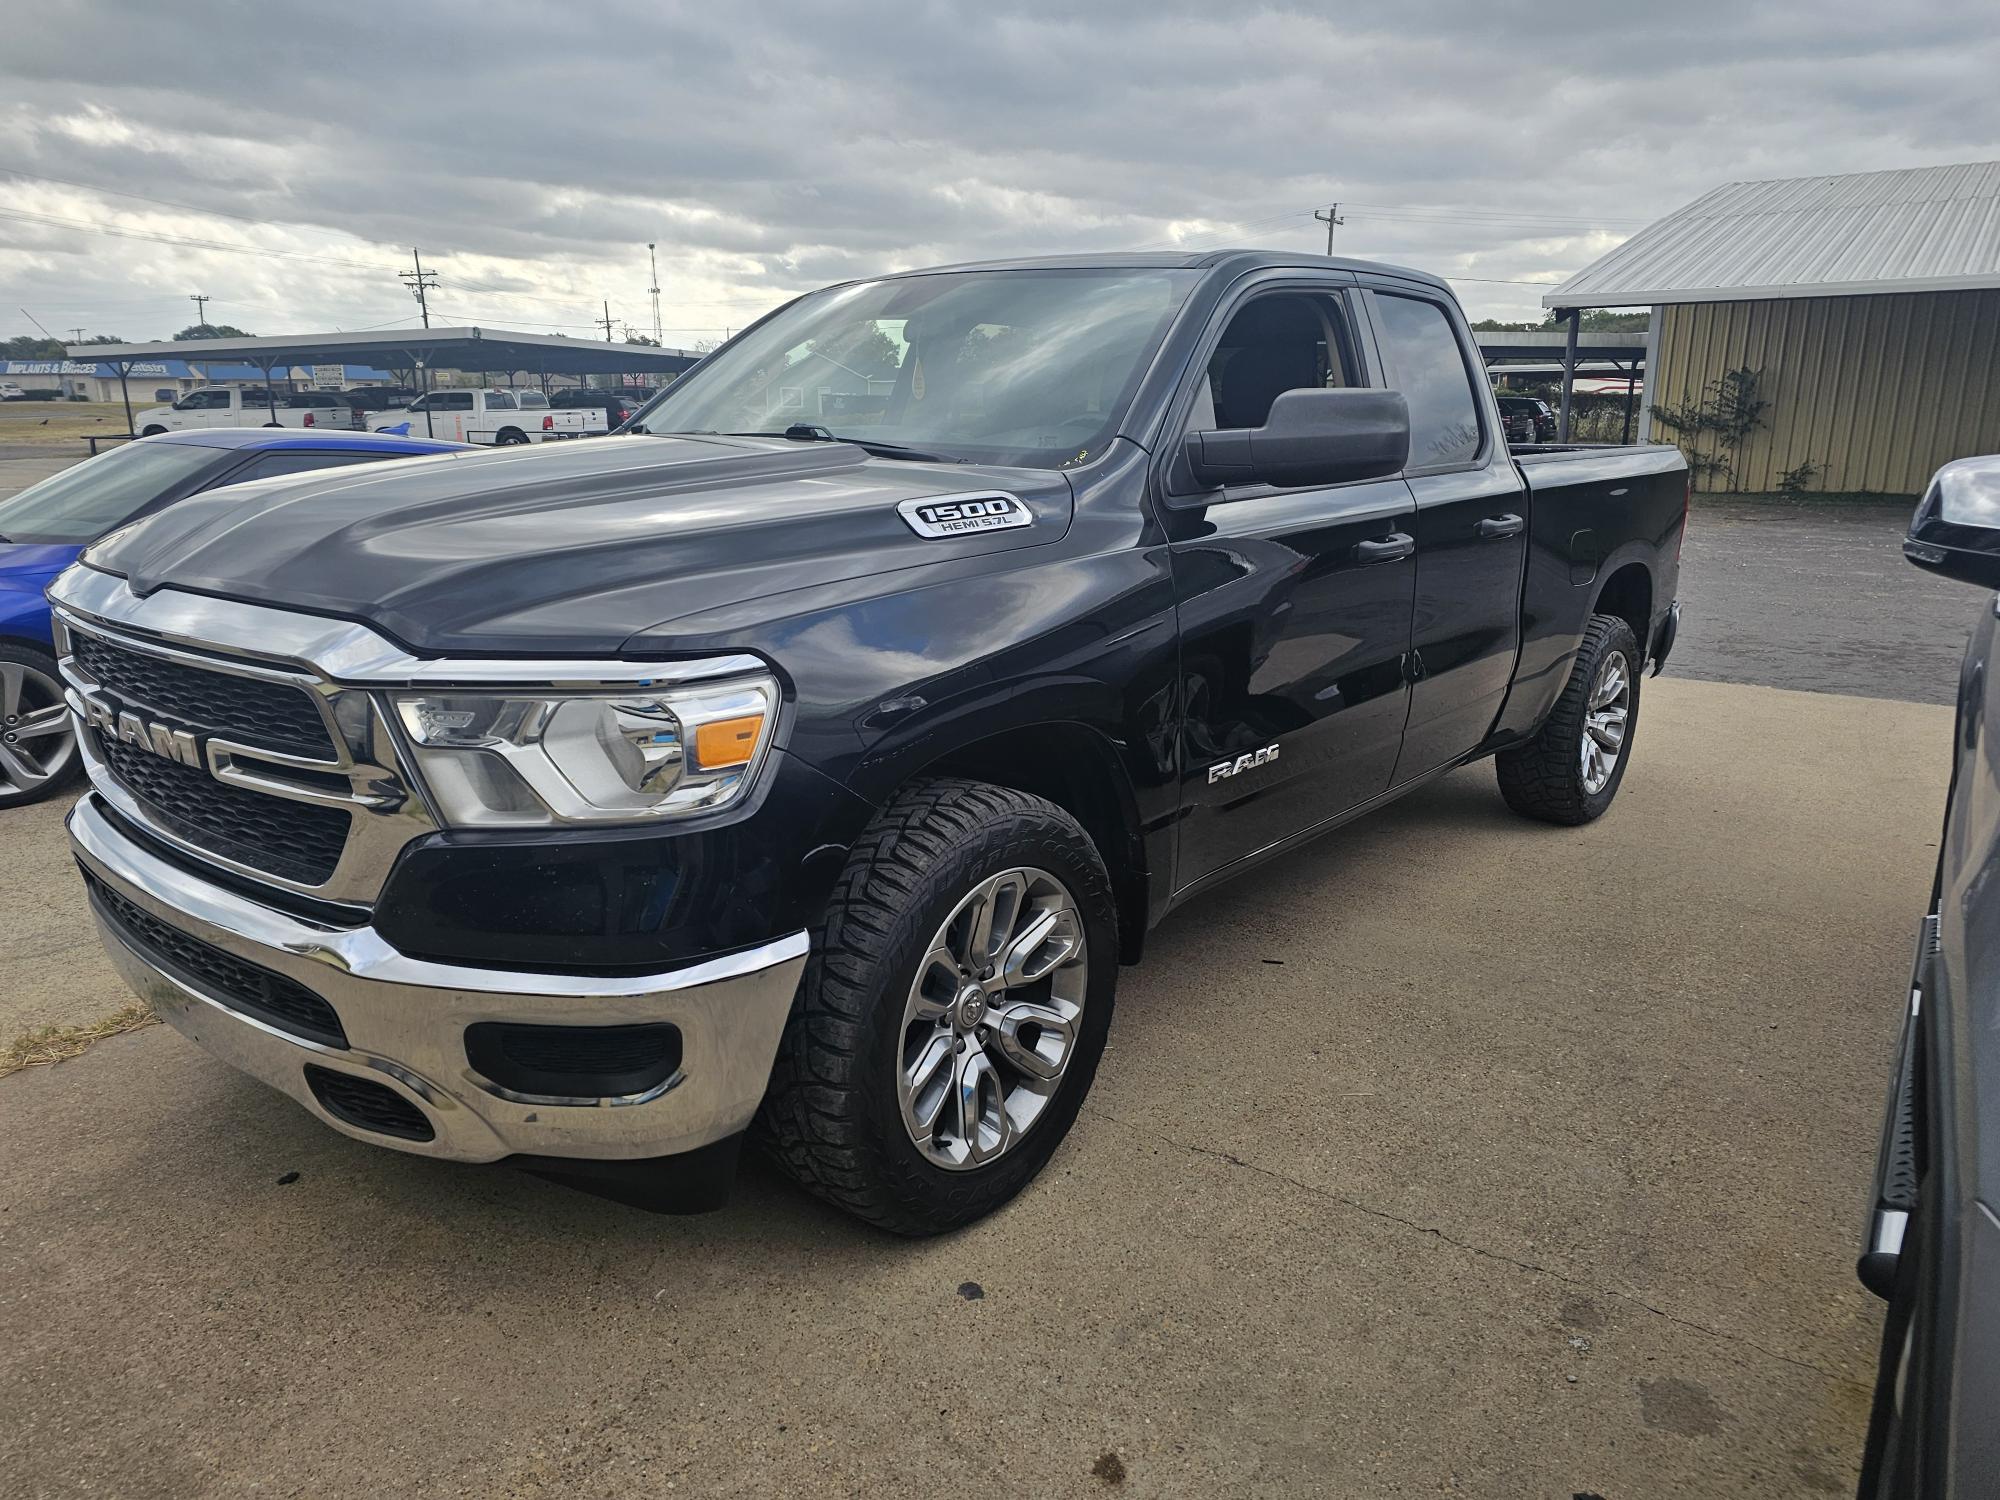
left=0, top=428, right=471, bottom=808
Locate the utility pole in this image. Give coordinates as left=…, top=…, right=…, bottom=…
left=1313, top=204, right=1343, bottom=257
left=647, top=242, right=664, bottom=346
left=400, top=249, right=438, bottom=328
left=188, top=293, right=210, bottom=329
left=65, top=327, right=85, bottom=343
left=597, top=301, right=616, bottom=341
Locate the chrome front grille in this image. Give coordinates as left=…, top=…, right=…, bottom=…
left=68, top=629, right=335, bottom=758
left=93, top=735, right=352, bottom=885
left=54, top=594, right=437, bottom=906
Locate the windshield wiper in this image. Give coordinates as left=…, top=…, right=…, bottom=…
left=717, top=425, right=963, bottom=464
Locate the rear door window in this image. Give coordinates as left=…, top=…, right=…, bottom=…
left=1370, top=293, right=1483, bottom=470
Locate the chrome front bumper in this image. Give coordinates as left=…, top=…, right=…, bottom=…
left=69, top=795, right=808, bottom=1164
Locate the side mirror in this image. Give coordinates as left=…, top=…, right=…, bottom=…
left=1906, top=457, right=2000, bottom=589
left=1180, top=387, right=1410, bottom=496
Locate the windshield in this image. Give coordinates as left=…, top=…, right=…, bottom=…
left=0, top=440, right=220, bottom=545
left=631, top=267, right=1200, bottom=469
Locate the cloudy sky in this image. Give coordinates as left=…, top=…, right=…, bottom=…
left=2, top=0, right=1997, bottom=350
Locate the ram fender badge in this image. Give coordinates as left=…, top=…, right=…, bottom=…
left=1207, top=744, right=1280, bottom=783
left=898, top=492, right=1032, bottom=539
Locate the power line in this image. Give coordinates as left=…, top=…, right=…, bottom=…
left=1341, top=201, right=1652, bottom=226
left=0, top=205, right=395, bottom=274
left=0, top=165, right=320, bottom=230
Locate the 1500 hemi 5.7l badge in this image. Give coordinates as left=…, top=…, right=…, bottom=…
left=897, top=492, right=1033, bottom=538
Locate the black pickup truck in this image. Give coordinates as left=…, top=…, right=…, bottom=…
left=49, top=251, right=1685, bottom=1233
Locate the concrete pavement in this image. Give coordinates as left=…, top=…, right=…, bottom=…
left=0, top=675, right=1949, bottom=1496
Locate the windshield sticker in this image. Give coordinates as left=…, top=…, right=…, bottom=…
left=898, top=493, right=1032, bottom=539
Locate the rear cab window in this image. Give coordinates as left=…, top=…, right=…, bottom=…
left=1368, top=292, right=1484, bottom=471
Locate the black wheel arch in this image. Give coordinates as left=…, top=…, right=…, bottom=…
left=848, top=714, right=1153, bottom=964
left=1590, top=560, right=1653, bottom=659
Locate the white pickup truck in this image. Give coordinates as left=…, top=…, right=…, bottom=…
left=371, top=388, right=605, bottom=445
left=133, top=388, right=361, bottom=436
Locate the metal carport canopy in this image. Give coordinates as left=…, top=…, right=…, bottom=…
left=68, top=326, right=702, bottom=379
left=70, top=326, right=705, bottom=436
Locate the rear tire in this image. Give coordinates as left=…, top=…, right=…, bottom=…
left=0, top=641, right=82, bottom=809
left=496, top=428, right=528, bottom=446
left=757, top=777, right=1118, bottom=1235
left=1496, top=613, right=1641, bottom=825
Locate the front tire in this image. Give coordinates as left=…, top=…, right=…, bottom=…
left=139, top=425, right=166, bottom=437
left=758, top=778, right=1118, bottom=1235
left=1496, top=613, right=1641, bottom=825
left=0, top=642, right=82, bottom=809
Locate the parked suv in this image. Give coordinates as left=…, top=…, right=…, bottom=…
left=1496, top=395, right=1557, bottom=443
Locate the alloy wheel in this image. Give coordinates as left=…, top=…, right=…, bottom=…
left=897, top=866, right=1088, bottom=1171
left=0, top=658, right=76, bottom=800
left=1580, top=649, right=1630, bottom=795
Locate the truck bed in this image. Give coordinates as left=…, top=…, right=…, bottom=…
left=1494, top=440, right=1687, bottom=741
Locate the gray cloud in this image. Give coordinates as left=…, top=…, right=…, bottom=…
left=3, top=0, right=1998, bottom=344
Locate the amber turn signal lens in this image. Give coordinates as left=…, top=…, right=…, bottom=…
left=694, top=713, right=764, bottom=769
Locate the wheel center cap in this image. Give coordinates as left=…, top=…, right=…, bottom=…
left=954, top=986, right=988, bottom=1028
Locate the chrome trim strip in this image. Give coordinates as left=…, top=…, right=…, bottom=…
left=49, top=566, right=762, bottom=688
left=471, top=1070, right=687, bottom=1110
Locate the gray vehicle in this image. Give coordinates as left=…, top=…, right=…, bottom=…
left=1862, top=454, right=2000, bottom=1494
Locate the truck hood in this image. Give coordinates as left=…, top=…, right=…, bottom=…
left=83, top=434, right=1075, bottom=656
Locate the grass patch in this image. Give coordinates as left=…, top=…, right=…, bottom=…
left=0, top=1004, right=157, bottom=1079
left=1695, top=489, right=1919, bottom=510
left=0, top=401, right=137, bottom=445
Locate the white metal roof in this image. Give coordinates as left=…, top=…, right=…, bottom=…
left=1545, top=160, right=2000, bottom=309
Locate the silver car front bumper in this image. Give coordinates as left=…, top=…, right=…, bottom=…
left=69, top=795, right=808, bottom=1164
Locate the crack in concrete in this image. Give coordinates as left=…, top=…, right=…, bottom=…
left=1085, top=1106, right=1868, bottom=1391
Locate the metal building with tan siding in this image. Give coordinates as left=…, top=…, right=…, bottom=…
left=1546, top=162, right=2000, bottom=497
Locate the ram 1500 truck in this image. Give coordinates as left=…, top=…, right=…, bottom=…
left=51, top=251, right=1686, bottom=1234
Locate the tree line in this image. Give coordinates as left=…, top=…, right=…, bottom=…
left=3, top=325, right=256, bottom=359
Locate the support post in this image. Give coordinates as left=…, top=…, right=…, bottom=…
left=116, top=360, right=133, bottom=435
left=1557, top=308, right=1580, bottom=443
left=256, top=359, right=279, bottom=423
left=1636, top=305, right=1661, bottom=445
left=1620, top=360, right=1637, bottom=445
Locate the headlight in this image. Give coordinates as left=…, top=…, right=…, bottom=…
left=392, top=673, right=779, bottom=827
